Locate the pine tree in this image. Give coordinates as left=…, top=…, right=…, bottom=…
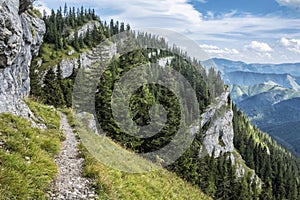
left=42, top=69, right=65, bottom=107
left=64, top=3, right=68, bottom=16
left=73, top=31, right=80, bottom=51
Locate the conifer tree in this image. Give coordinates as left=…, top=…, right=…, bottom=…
left=42, top=69, right=65, bottom=107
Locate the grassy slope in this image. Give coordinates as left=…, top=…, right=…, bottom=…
left=0, top=100, right=63, bottom=200
left=63, top=109, right=212, bottom=200
left=80, top=145, right=212, bottom=200
left=0, top=103, right=211, bottom=199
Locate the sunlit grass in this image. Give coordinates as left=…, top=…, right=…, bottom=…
left=0, top=101, right=63, bottom=199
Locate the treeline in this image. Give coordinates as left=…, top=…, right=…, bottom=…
left=40, top=65, right=76, bottom=108
left=168, top=147, right=260, bottom=200
left=169, top=103, right=300, bottom=200
left=93, top=34, right=267, bottom=199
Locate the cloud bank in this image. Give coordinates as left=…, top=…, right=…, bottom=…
left=276, top=0, right=300, bottom=8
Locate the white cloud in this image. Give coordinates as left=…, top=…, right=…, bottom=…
left=280, top=37, right=290, bottom=46
left=280, top=37, right=300, bottom=53
left=276, top=0, right=300, bottom=8
left=246, top=41, right=273, bottom=52
left=45, top=0, right=203, bottom=30
left=242, top=41, right=275, bottom=61
left=200, top=44, right=239, bottom=55
left=205, top=11, right=214, bottom=19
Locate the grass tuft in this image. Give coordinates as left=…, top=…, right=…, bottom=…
left=0, top=101, right=63, bottom=199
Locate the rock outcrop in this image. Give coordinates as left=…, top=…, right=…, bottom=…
left=34, top=43, right=117, bottom=81
left=199, top=91, right=234, bottom=158
left=0, top=0, right=45, bottom=118
left=199, top=91, right=261, bottom=186
left=68, top=21, right=101, bottom=41
left=200, top=109, right=234, bottom=158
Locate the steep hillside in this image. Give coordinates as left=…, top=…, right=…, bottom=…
left=0, top=98, right=212, bottom=199
left=0, top=2, right=212, bottom=199
left=0, top=100, right=62, bottom=199
left=239, top=97, right=300, bottom=156
left=71, top=111, right=212, bottom=200
left=30, top=6, right=300, bottom=200
left=265, top=121, right=300, bottom=156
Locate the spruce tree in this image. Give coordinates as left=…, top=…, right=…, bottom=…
left=42, top=69, right=65, bottom=107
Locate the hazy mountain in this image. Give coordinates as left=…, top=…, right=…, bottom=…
left=202, top=58, right=300, bottom=77
left=231, top=84, right=300, bottom=104
left=203, top=58, right=300, bottom=158
left=226, top=71, right=300, bottom=91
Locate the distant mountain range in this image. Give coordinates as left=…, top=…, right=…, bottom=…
left=202, top=58, right=300, bottom=77
left=227, top=71, right=300, bottom=91
left=202, top=58, right=300, bottom=157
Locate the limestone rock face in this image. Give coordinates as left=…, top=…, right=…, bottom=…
left=0, top=0, right=45, bottom=118
left=199, top=92, right=234, bottom=158
left=41, top=43, right=117, bottom=80
left=68, top=21, right=101, bottom=41
left=53, top=58, right=80, bottom=78
left=200, top=109, right=234, bottom=158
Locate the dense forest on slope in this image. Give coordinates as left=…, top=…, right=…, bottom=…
left=30, top=6, right=300, bottom=200
left=233, top=105, right=300, bottom=199
left=30, top=4, right=130, bottom=106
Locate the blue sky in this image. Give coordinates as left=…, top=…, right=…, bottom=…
left=34, top=0, right=300, bottom=64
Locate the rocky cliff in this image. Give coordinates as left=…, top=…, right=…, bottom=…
left=199, top=91, right=234, bottom=158
left=0, top=0, right=45, bottom=118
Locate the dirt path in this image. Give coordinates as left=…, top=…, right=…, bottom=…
left=48, top=113, right=96, bottom=200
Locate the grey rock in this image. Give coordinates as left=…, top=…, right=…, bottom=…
left=200, top=109, right=234, bottom=158
left=199, top=91, right=262, bottom=186
left=68, top=21, right=101, bottom=41
left=19, top=0, right=33, bottom=14
left=0, top=0, right=23, bottom=68
left=38, top=43, right=117, bottom=82
left=199, top=91, right=234, bottom=158
left=77, top=112, right=99, bottom=134
left=54, top=58, right=79, bottom=78
left=0, top=0, right=45, bottom=120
